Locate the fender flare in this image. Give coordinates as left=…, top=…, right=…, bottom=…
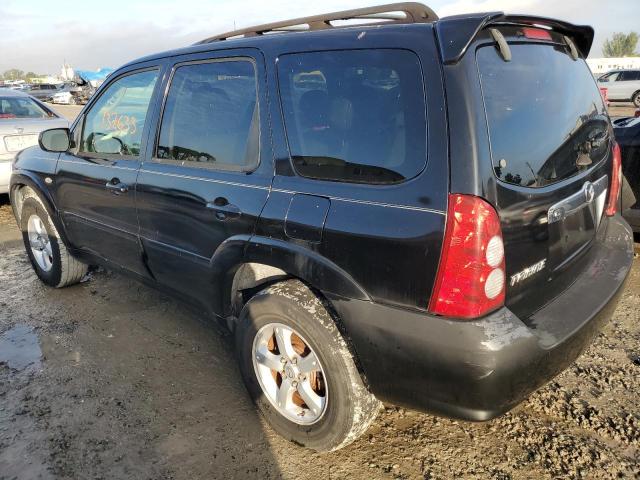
left=209, top=235, right=370, bottom=315
left=9, top=170, right=72, bottom=248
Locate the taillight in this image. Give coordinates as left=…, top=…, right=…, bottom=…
left=522, top=27, right=552, bottom=41
left=429, top=194, right=506, bottom=319
left=599, top=87, right=608, bottom=104
left=606, top=142, right=622, bottom=216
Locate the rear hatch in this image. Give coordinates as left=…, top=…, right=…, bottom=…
left=476, top=27, right=613, bottom=320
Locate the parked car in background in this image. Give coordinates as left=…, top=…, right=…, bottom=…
left=598, top=69, right=640, bottom=107
left=613, top=114, right=640, bottom=232
left=8, top=3, right=634, bottom=452
left=28, top=83, right=63, bottom=102
left=51, top=89, right=78, bottom=105
left=8, top=84, right=30, bottom=91
left=0, top=89, right=67, bottom=193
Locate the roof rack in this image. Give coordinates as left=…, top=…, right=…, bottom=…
left=195, top=2, right=438, bottom=44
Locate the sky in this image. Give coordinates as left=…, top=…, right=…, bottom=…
left=0, top=0, right=637, bottom=75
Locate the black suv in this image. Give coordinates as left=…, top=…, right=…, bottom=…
left=9, top=3, right=634, bottom=452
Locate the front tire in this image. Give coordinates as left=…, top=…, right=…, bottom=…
left=235, top=280, right=380, bottom=452
left=633, top=92, right=640, bottom=108
left=20, top=196, right=87, bottom=288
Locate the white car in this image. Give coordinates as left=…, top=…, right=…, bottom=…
left=598, top=70, right=640, bottom=107
left=0, top=89, right=68, bottom=194
left=51, top=90, right=78, bottom=105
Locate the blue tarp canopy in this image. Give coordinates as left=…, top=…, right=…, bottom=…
left=74, top=68, right=114, bottom=84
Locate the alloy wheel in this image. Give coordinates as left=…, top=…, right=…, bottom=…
left=252, top=322, right=328, bottom=425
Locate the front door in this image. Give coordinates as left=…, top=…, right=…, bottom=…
left=54, top=66, right=161, bottom=277
left=136, top=50, right=272, bottom=310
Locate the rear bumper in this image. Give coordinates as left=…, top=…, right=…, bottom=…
left=332, top=214, right=634, bottom=420
left=0, top=160, right=12, bottom=194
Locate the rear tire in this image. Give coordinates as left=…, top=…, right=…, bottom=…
left=633, top=92, right=640, bottom=108
left=20, top=196, right=87, bottom=288
left=235, top=280, right=380, bottom=452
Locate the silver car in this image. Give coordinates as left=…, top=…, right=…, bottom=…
left=0, top=89, right=68, bottom=193
left=597, top=69, right=640, bottom=107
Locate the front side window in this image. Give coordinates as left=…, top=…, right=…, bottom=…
left=600, top=72, right=619, bottom=82
left=156, top=59, right=259, bottom=170
left=278, top=49, right=427, bottom=184
left=80, top=69, right=158, bottom=157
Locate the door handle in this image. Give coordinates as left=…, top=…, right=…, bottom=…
left=206, top=197, right=242, bottom=221
left=105, top=179, right=129, bottom=195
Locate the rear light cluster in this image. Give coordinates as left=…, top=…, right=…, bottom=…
left=521, top=27, right=552, bottom=41
left=605, top=142, right=622, bottom=217
left=429, top=194, right=506, bottom=320
left=599, top=87, right=608, bottom=104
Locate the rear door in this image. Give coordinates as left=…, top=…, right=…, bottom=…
left=476, top=33, right=613, bottom=319
left=136, top=49, right=272, bottom=308
left=257, top=30, right=449, bottom=311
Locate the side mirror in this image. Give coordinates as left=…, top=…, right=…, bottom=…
left=39, top=128, right=70, bottom=152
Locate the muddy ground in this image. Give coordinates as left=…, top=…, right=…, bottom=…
left=0, top=195, right=639, bottom=480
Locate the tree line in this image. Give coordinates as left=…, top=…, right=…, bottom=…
left=603, top=32, right=639, bottom=58
left=0, top=69, right=42, bottom=82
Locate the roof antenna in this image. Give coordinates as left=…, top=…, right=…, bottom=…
left=489, top=28, right=511, bottom=62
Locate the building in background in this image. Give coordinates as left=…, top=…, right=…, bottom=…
left=587, top=57, right=640, bottom=76
left=60, top=63, right=75, bottom=82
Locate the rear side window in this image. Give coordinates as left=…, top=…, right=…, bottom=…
left=278, top=49, right=426, bottom=184
left=478, top=43, right=608, bottom=188
left=156, top=59, right=259, bottom=170
left=620, top=71, right=640, bottom=81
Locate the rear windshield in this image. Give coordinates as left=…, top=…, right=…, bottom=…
left=0, top=96, right=52, bottom=119
left=478, top=43, right=609, bottom=188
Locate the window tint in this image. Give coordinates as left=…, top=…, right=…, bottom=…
left=478, top=44, right=608, bottom=188
left=81, top=70, right=158, bottom=157
left=156, top=60, right=259, bottom=170
left=278, top=50, right=426, bottom=184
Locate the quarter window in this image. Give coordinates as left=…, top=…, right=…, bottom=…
left=278, top=49, right=426, bottom=184
left=156, top=60, right=259, bottom=170
left=80, top=70, right=158, bottom=157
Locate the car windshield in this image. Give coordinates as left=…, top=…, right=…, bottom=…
left=0, top=96, right=52, bottom=119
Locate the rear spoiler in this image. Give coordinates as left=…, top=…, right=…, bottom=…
left=434, top=12, right=594, bottom=65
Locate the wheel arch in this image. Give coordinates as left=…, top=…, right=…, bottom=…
left=210, top=235, right=370, bottom=316
left=9, top=172, right=71, bottom=249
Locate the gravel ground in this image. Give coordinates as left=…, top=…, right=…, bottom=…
left=0, top=196, right=639, bottom=480
left=45, top=104, right=83, bottom=122
left=608, top=103, right=638, bottom=119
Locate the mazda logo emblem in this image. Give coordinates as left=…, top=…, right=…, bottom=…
left=584, top=182, right=595, bottom=203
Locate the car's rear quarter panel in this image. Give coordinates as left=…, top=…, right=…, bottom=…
left=255, top=25, right=449, bottom=310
